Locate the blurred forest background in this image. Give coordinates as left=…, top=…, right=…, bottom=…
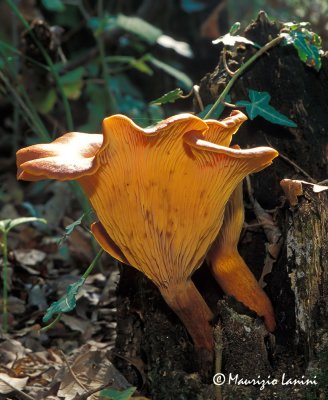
left=0, top=1, right=327, bottom=399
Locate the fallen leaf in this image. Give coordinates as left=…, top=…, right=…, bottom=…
left=61, top=314, right=90, bottom=333
left=54, top=346, right=131, bottom=399
left=0, top=373, right=28, bottom=394
left=252, top=200, right=282, bottom=288
left=14, top=249, right=47, bottom=266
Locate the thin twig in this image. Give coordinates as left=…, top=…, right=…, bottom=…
left=222, top=47, right=236, bottom=76
left=77, top=381, right=113, bottom=400
left=264, top=135, right=316, bottom=183
left=278, top=153, right=316, bottom=183
left=60, top=350, right=89, bottom=392
left=193, top=85, right=204, bottom=111
left=222, top=101, right=237, bottom=108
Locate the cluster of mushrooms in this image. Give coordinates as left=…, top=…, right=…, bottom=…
left=17, top=110, right=278, bottom=354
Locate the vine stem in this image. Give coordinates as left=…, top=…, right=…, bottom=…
left=82, top=248, right=104, bottom=279
left=204, top=35, right=284, bottom=119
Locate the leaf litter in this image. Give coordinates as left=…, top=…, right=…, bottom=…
left=0, top=177, right=147, bottom=399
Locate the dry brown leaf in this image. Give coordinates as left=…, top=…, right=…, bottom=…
left=14, top=249, right=47, bottom=266
left=50, top=346, right=130, bottom=400
left=0, top=339, right=30, bottom=368
left=280, top=179, right=303, bottom=206
left=0, top=373, right=28, bottom=394
left=61, top=314, right=91, bottom=333
left=253, top=199, right=282, bottom=288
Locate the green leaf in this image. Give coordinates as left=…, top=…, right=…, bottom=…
left=59, top=67, right=85, bottom=85
left=59, top=67, right=85, bottom=100
left=91, top=14, right=162, bottom=44
left=62, top=81, right=83, bottom=100
left=115, top=14, right=162, bottom=44
left=0, top=217, right=47, bottom=233
left=58, top=213, right=86, bottom=245
left=41, top=0, right=65, bottom=12
left=229, top=22, right=241, bottom=35
left=282, top=25, right=322, bottom=71
left=197, top=94, right=231, bottom=119
left=42, top=277, right=85, bottom=323
left=100, top=387, right=137, bottom=400
left=236, top=90, right=297, bottom=127
left=212, top=33, right=260, bottom=48
left=79, top=83, right=107, bottom=132
left=150, top=88, right=184, bottom=105
left=181, top=0, right=207, bottom=13
left=34, top=88, right=57, bottom=114
left=129, top=58, right=153, bottom=75
left=146, top=55, right=193, bottom=89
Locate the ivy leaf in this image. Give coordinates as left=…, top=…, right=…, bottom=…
left=236, top=90, right=297, bottom=127
left=150, top=88, right=184, bottom=105
left=100, top=387, right=137, bottom=400
left=42, top=277, right=85, bottom=323
left=282, top=31, right=321, bottom=71
left=281, top=23, right=322, bottom=71
left=212, top=33, right=260, bottom=48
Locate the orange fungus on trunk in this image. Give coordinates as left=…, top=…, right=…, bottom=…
left=17, top=110, right=278, bottom=352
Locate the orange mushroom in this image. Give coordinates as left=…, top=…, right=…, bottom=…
left=207, top=182, right=276, bottom=331
left=16, top=110, right=278, bottom=352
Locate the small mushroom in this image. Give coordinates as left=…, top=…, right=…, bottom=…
left=207, top=182, right=276, bottom=331
left=17, top=111, right=278, bottom=352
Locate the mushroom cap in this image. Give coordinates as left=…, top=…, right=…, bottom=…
left=17, top=111, right=278, bottom=288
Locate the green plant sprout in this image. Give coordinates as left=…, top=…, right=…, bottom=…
left=57, top=211, right=92, bottom=246
left=41, top=248, right=103, bottom=332
left=0, top=217, right=47, bottom=332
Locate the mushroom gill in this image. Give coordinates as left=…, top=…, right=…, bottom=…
left=16, top=110, right=278, bottom=352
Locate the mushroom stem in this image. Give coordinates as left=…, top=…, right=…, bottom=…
left=159, top=279, right=214, bottom=351
left=210, top=249, right=276, bottom=332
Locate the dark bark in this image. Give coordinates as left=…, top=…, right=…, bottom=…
left=112, top=13, right=328, bottom=399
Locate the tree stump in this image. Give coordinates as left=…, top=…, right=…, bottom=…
left=113, top=12, right=328, bottom=399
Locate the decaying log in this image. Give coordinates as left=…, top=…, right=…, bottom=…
left=281, top=180, right=328, bottom=358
